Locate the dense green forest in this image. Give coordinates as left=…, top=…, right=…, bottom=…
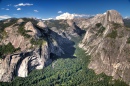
left=0, top=42, right=20, bottom=59
left=0, top=46, right=128, bottom=86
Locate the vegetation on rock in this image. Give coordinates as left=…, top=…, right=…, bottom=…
left=126, top=37, right=130, bottom=44
left=96, top=23, right=102, bottom=28
left=0, top=46, right=128, bottom=86
left=0, top=18, right=17, bottom=32
left=95, top=23, right=106, bottom=36
left=0, top=16, right=129, bottom=86
left=17, top=23, right=31, bottom=38
left=30, top=38, right=46, bottom=45
left=106, top=30, right=117, bottom=39
left=112, top=22, right=121, bottom=29
left=0, top=42, right=20, bottom=59
left=0, top=19, right=17, bottom=39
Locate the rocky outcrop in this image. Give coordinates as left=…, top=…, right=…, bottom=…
left=0, top=42, right=50, bottom=81
left=24, top=22, right=41, bottom=36
left=79, top=10, right=130, bottom=85
left=104, top=10, right=124, bottom=25
left=1, top=10, right=128, bottom=83
left=0, top=55, right=21, bottom=82
left=3, top=25, right=30, bottom=51
left=37, top=21, right=49, bottom=33
left=4, top=19, right=11, bottom=24
left=74, top=10, right=124, bottom=30
left=0, top=18, right=79, bottom=82
left=17, top=42, right=49, bottom=77
left=0, top=20, right=51, bottom=82
left=66, top=20, right=84, bottom=36
left=37, top=21, right=47, bottom=28
left=17, top=19, right=24, bottom=24
left=89, top=10, right=124, bottom=27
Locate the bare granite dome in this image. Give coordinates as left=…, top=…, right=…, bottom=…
left=17, top=19, right=24, bottom=24
left=104, top=10, right=124, bottom=25
left=79, top=10, right=130, bottom=85
left=73, top=10, right=124, bottom=29
left=90, top=10, right=124, bottom=27
left=25, top=21, right=41, bottom=36
left=37, top=21, right=47, bottom=28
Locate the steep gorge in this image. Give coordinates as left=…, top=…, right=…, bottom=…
left=0, top=18, right=84, bottom=82
left=0, top=10, right=130, bottom=86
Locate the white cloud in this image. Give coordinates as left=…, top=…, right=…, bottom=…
left=17, top=8, right=21, bottom=10
left=1, top=8, right=10, bottom=11
left=58, top=11, right=62, bottom=13
left=1, top=8, right=5, bottom=10
left=124, top=16, right=130, bottom=19
left=14, top=3, right=33, bottom=7
left=42, top=18, right=53, bottom=20
left=7, top=4, right=11, bottom=6
left=56, top=12, right=94, bottom=20
left=34, top=10, right=39, bottom=12
left=0, top=15, right=11, bottom=20
left=6, top=8, right=9, bottom=10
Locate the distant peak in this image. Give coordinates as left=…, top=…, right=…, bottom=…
left=37, top=21, right=47, bottom=28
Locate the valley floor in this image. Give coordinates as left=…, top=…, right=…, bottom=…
left=0, top=46, right=128, bottom=86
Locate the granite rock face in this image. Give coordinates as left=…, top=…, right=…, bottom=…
left=0, top=21, right=50, bottom=81
left=79, top=10, right=130, bottom=84
left=1, top=10, right=129, bottom=84
left=0, top=17, right=82, bottom=82
left=17, top=42, right=49, bottom=77
left=24, top=21, right=42, bottom=36
left=37, top=21, right=47, bottom=28
left=74, top=10, right=124, bottom=30
left=0, top=42, right=50, bottom=81
left=0, top=55, right=21, bottom=82
left=17, top=19, right=24, bottom=24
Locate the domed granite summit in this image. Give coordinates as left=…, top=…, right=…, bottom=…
left=72, top=10, right=124, bottom=30
left=79, top=10, right=130, bottom=85
left=37, top=21, right=47, bottom=28
left=104, top=10, right=124, bottom=24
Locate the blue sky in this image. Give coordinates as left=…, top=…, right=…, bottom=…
left=0, top=0, right=130, bottom=20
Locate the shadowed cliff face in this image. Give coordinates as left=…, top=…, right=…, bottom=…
left=0, top=19, right=50, bottom=82
left=124, top=18, right=130, bottom=28
left=79, top=10, right=130, bottom=85
left=0, top=18, right=84, bottom=82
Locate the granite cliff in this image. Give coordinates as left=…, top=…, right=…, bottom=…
left=0, top=10, right=130, bottom=85
left=0, top=18, right=84, bottom=82
left=79, top=10, right=130, bottom=85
